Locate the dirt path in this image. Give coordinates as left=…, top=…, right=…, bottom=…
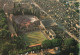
left=5, top=13, right=17, bottom=37
left=3, top=3, right=17, bottom=37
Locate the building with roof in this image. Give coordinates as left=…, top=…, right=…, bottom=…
left=47, top=29, right=56, bottom=39
left=41, top=19, right=57, bottom=28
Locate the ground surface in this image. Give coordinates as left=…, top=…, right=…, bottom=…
left=24, top=31, right=46, bottom=45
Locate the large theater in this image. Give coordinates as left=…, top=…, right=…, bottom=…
left=12, top=15, right=40, bottom=32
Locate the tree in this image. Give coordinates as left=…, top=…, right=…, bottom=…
left=51, top=38, right=62, bottom=47
left=9, top=50, right=17, bottom=55
left=64, top=38, right=77, bottom=48
left=42, top=40, right=52, bottom=48
left=11, top=36, right=26, bottom=50
left=76, top=10, right=79, bottom=13
left=0, top=9, right=4, bottom=13
left=32, top=46, right=41, bottom=51
left=75, top=2, right=79, bottom=8
left=0, top=29, right=11, bottom=39
left=1, top=35, right=27, bottom=55
left=0, top=9, right=12, bottom=55
left=2, top=43, right=15, bottom=55
left=0, top=17, right=8, bottom=29
left=42, top=38, right=63, bottom=49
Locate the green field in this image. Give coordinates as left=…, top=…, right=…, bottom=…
left=24, top=31, right=46, bottom=45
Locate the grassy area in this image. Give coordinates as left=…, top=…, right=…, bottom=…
left=24, top=31, right=46, bottom=45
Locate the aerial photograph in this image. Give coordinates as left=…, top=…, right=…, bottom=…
left=0, top=0, right=80, bottom=55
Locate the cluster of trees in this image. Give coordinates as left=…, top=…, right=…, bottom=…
left=0, top=9, right=27, bottom=55
left=13, top=3, right=40, bottom=18
left=0, top=9, right=11, bottom=55
left=74, top=2, right=79, bottom=13
left=42, top=38, right=79, bottom=55
left=76, top=10, right=79, bottom=13
left=23, top=8, right=40, bottom=18
left=26, top=46, right=41, bottom=52
left=42, top=38, right=62, bottom=49
left=1, top=36, right=27, bottom=55
left=74, top=2, right=79, bottom=8
left=61, top=38, right=79, bottom=55
left=13, top=3, right=22, bottom=15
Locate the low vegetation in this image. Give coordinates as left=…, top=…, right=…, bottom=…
left=24, top=31, right=46, bottom=45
